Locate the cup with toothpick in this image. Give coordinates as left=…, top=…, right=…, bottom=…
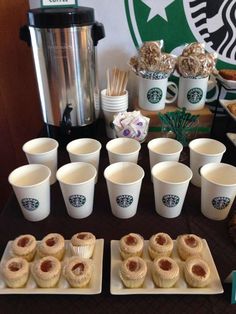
left=101, top=67, right=129, bottom=138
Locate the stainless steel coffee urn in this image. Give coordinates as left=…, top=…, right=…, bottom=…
left=22, top=7, right=105, bottom=138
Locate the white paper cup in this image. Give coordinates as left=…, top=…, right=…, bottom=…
left=66, top=138, right=101, bottom=182
left=101, top=89, right=128, bottom=104
left=106, top=138, right=141, bottom=164
left=177, top=76, right=219, bottom=110
left=22, top=137, right=58, bottom=185
left=56, top=162, right=97, bottom=219
left=101, top=89, right=129, bottom=138
left=152, top=161, right=192, bottom=218
left=103, top=109, right=127, bottom=139
left=200, top=163, right=236, bottom=221
left=189, top=138, right=226, bottom=187
left=104, top=162, right=144, bottom=219
left=177, top=77, right=209, bottom=110
left=8, top=164, right=51, bottom=222
left=148, top=138, right=183, bottom=172
left=102, top=104, right=128, bottom=111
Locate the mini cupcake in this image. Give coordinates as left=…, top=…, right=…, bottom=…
left=119, top=256, right=147, bottom=288
left=184, top=257, right=211, bottom=288
left=31, top=255, right=61, bottom=288
left=119, top=233, right=144, bottom=260
left=177, top=234, right=203, bottom=261
left=38, top=233, right=65, bottom=261
left=64, top=256, right=93, bottom=288
left=151, top=256, right=180, bottom=288
left=11, top=234, right=37, bottom=262
left=70, top=232, right=96, bottom=258
left=1, top=257, right=29, bottom=288
left=148, top=232, right=173, bottom=260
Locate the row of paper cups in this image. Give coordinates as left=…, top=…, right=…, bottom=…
left=8, top=136, right=236, bottom=222
left=102, top=136, right=235, bottom=221
left=148, top=136, right=236, bottom=221
left=9, top=137, right=101, bottom=222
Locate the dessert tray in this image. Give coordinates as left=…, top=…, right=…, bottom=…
left=0, top=239, right=104, bottom=294
left=219, top=99, right=236, bottom=121
left=110, top=240, right=223, bottom=295
left=216, top=73, right=236, bottom=90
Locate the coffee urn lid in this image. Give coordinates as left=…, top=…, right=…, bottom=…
left=28, top=7, right=95, bottom=28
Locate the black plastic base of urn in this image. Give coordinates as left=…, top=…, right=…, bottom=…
left=43, top=120, right=102, bottom=148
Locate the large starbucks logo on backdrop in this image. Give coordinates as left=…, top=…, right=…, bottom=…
left=125, top=0, right=236, bottom=66
left=184, top=0, right=236, bottom=65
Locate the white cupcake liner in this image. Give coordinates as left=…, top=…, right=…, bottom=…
left=69, top=243, right=94, bottom=259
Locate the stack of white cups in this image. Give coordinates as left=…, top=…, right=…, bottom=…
left=101, top=89, right=128, bottom=138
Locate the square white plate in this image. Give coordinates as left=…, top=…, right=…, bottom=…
left=226, top=133, right=236, bottom=147
left=219, top=99, right=236, bottom=121
left=0, top=239, right=104, bottom=294
left=110, top=239, right=223, bottom=295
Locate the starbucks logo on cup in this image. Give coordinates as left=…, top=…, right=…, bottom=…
left=69, top=195, right=86, bottom=207
left=187, top=88, right=203, bottom=104
left=21, top=198, right=39, bottom=211
left=110, top=121, right=115, bottom=129
left=162, top=194, right=180, bottom=208
left=116, top=195, right=133, bottom=208
left=212, top=196, right=230, bottom=210
left=147, top=88, right=162, bottom=104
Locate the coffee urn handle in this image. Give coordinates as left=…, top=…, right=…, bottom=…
left=92, top=22, right=105, bottom=46
left=19, top=25, right=31, bottom=47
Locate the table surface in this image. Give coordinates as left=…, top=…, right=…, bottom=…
left=0, top=123, right=236, bottom=314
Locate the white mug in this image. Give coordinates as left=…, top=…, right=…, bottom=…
left=138, top=76, right=178, bottom=111
left=177, top=76, right=218, bottom=110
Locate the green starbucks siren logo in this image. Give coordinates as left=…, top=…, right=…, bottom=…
left=212, top=196, right=230, bottom=210
left=21, top=198, right=39, bottom=211
left=116, top=195, right=133, bottom=208
left=162, top=194, right=180, bottom=208
left=69, top=195, right=86, bottom=207
left=187, top=88, right=203, bottom=104
left=147, top=87, right=162, bottom=104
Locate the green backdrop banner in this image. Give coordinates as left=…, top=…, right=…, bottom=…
left=125, top=0, right=236, bottom=69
